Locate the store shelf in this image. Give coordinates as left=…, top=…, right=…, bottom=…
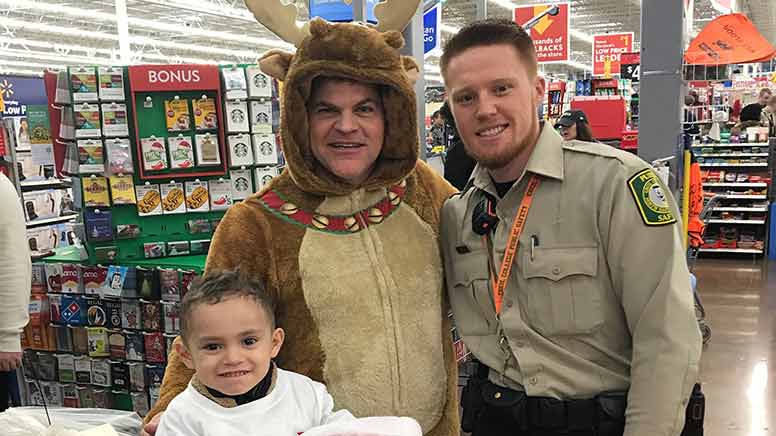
left=699, top=248, right=763, bottom=254
left=699, top=163, right=768, bottom=167
left=702, top=182, right=768, bottom=187
left=697, top=153, right=769, bottom=158
left=716, top=195, right=768, bottom=199
left=26, top=213, right=78, bottom=228
left=713, top=207, right=769, bottom=212
left=694, top=144, right=768, bottom=147
left=20, top=178, right=72, bottom=190
left=708, top=219, right=766, bottom=225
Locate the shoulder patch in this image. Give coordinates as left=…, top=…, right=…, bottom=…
left=627, top=169, right=677, bottom=226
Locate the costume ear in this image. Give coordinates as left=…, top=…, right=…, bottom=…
left=259, top=49, right=294, bottom=81
left=402, top=56, right=420, bottom=85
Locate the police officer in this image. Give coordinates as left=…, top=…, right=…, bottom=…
left=439, top=19, right=702, bottom=436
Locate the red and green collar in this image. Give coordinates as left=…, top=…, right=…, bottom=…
left=259, top=181, right=407, bottom=234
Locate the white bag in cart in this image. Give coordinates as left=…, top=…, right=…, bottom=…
left=0, top=407, right=142, bottom=436
left=302, top=416, right=422, bottom=436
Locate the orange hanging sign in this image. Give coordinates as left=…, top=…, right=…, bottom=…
left=684, top=14, right=776, bottom=65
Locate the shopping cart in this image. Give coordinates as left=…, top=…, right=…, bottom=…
left=687, top=194, right=722, bottom=345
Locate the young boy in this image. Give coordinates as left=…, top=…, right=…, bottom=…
left=156, top=270, right=354, bottom=436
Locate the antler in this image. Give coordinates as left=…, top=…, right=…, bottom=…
left=374, top=0, right=422, bottom=33
left=244, top=0, right=310, bottom=48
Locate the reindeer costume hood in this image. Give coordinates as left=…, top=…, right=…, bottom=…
left=257, top=2, right=421, bottom=195
left=146, top=3, right=459, bottom=435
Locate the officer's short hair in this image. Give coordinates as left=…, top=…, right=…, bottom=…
left=180, top=269, right=277, bottom=341
left=440, top=18, right=537, bottom=79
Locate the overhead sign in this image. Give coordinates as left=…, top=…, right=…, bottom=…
left=128, top=65, right=220, bottom=92
left=593, top=32, right=634, bottom=77
left=309, top=0, right=378, bottom=24
left=620, top=52, right=641, bottom=82
left=684, top=13, right=776, bottom=65
left=0, top=75, right=47, bottom=117
left=424, top=3, right=441, bottom=58
left=514, top=3, right=569, bottom=63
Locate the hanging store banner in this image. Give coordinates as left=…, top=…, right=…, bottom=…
left=620, top=52, right=641, bottom=82
left=128, top=64, right=221, bottom=92
left=684, top=14, right=776, bottom=65
left=0, top=75, right=47, bottom=117
left=309, top=0, right=378, bottom=24
left=514, top=2, right=569, bottom=63
left=423, top=3, right=442, bottom=58
left=592, top=33, right=634, bottom=77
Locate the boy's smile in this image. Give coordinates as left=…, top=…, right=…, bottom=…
left=178, top=295, right=284, bottom=396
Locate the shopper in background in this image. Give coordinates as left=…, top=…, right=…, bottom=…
left=440, top=18, right=702, bottom=436
left=440, top=101, right=476, bottom=190
left=554, top=109, right=595, bottom=141
left=683, top=94, right=701, bottom=135
left=141, top=3, right=460, bottom=435
left=761, top=95, right=776, bottom=137
left=0, top=173, right=32, bottom=412
left=428, top=110, right=446, bottom=154
left=738, top=87, right=772, bottom=128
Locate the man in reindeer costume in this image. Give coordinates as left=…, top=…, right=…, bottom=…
left=141, top=1, right=459, bottom=435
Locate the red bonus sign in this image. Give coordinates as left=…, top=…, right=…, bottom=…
left=514, top=3, right=569, bottom=63
left=593, top=33, right=634, bottom=77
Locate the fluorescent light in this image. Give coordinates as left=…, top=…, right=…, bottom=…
left=0, top=58, right=65, bottom=70
left=0, top=68, right=44, bottom=77
left=0, top=48, right=116, bottom=66
left=0, top=36, right=223, bottom=65
left=569, top=29, right=594, bottom=44
left=0, top=16, right=118, bottom=41
left=0, top=0, right=293, bottom=50
left=0, top=17, right=266, bottom=59
left=440, top=24, right=461, bottom=34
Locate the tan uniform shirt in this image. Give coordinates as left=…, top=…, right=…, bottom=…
left=441, top=125, right=702, bottom=436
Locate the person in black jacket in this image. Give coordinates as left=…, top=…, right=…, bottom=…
left=439, top=101, right=476, bottom=190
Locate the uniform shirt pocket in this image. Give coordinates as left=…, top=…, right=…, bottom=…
left=448, top=251, right=498, bottom=335
left=520, top=244, right=602, bottom=336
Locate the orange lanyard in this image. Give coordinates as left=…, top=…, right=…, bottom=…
left=487, top=175, right=541, bottom=316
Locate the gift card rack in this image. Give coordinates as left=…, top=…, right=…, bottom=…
left=128, top=65, right=228, bottom=180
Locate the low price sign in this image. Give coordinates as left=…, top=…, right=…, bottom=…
left=593, top=32, right=634, bottom=77
left=620, top=52, right=641, bottom=82
left=514, top=3, right=569, bottom=63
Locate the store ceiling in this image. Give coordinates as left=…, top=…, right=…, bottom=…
left=0, top=0, right=774, bottom=80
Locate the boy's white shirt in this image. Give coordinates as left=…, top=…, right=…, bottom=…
left=156, top=368, right=354, bottom=436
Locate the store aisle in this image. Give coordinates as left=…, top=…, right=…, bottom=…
left=694, top=258, right=775, bottom=436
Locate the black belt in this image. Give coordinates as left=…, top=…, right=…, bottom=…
left=480, top=381, right=625, bottom=431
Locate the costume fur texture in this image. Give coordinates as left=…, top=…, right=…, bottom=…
left=146, top=18, right=459, bottom=436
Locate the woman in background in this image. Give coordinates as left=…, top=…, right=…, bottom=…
left=555, top=109, right=595, bottom=142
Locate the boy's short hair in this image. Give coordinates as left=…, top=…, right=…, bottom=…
left=180, top=269, right=277, bottom=341
left=760, top=88, right=773, bottom=97
left=440, top=18, right=538, bottom=79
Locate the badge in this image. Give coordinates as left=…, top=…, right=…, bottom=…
left=627, top=168, right=677, bottom=226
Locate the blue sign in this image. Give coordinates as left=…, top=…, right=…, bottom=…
left=423, top=4, right=441, bottom=57
left=309, top=0, right=378, bottom=24
left=0, top=75, right=47, bottom=117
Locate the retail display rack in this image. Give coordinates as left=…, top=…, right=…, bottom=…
left=17, top=62, right=283, bottom=415
left=694, top=138, right=771, bottom=255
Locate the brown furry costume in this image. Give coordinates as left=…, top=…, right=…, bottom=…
left=144, top=2, right=459, bottom=435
